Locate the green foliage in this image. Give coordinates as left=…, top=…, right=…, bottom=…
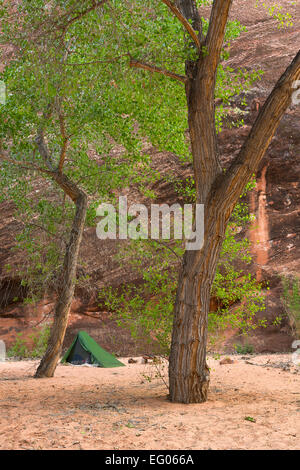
left=7, top=325, right=50, bottom=358
left=215, top=66, right=263, bottom=132
left=29, top=325, right=51, bottom=358
left=234, top=343, right=254, bottom=355
left=282, top=277, right=300, bottom=337
left=99, top=180, right=267, bottom=354
left=0, top=1, right=281, bottom=350
left=256, top=1, right=295, bottom=28
left=7, top=333, right=28, bottom=359
left=0, top=0, right=262, bottom=303
left=244, top=416, right=256, bottom=423
left=101, top=241, right=179, bottom=355
left=209, top=196, right=267, bottom=336
left=0, top=0, right=160, bottom=300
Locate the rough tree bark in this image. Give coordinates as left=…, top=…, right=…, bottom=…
left=168, top=0, right=300, bottom=403
left=35, top=171, right=87, bottom=378
left=32, top=128, right=88, bottom=378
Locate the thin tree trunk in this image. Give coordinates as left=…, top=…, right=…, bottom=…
left=35, top=173, right=87, bottom=378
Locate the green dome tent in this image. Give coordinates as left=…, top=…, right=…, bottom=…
left=61, top=331, right=125, bottom=368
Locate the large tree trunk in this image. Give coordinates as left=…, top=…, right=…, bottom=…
left=169, top=202, right=228, bottom=403
left=168, top=0, right=299, bottom=403
left=169, top=272, right=211, bottom=403
left=169, top=235, right=222, bottom=402
left=35, top=173, right=87, bottom=378
left=168, top=1, right=228, bottom=403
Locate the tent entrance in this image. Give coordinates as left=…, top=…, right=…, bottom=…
left=67, top=339, right=92, bottom=365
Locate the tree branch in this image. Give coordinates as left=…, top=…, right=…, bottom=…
left=152, top=239, right=181, bottom=260
left=129, top=58, right=187, bottom=84
left=25, top=222, right=67, bottom=246
left=0, top=148, right=85, bottom=204
left=51, top=170, right=85, bottom=203
left=0, top=151, right=53, bottom=175
left=204, top=0, right=232, bottom=80
left=52, top=0, right=109, bottom=32
left=58, top=112, right=69, bottom=172
left=213, top=49, right=300, bottom=213
left=65, top=53, right=130, bottom=67
left=161, top=0, right=201, bottom=51
left=35, top=130, right=56, bottom=171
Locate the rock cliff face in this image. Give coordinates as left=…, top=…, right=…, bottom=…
left=0, top=0, right=299, bottom=355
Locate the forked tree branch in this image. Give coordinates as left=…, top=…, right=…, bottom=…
left=130, top=58, right=187, bottom=83
left=161, top=0, right=201, bottom=51
left=0, top=143, right=83, bottom=204
left=35, top=130, right=82, bottom=202
left=213, top=49, right=300, bottom=212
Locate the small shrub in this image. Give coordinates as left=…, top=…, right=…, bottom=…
left=282, top=277, right=300, bottom=337
left=7, top=333, right=28, bottom=358
left=30, top=325, right=51, bottom=358
left=234, top=343, right=254, bottom=354
left=7, top=325, right=50, bottom=359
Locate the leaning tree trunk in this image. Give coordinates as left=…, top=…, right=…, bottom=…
left=35, top=172, right=87, bottom=378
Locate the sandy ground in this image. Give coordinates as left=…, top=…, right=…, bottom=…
left=0, top=354, right=299, bottom=450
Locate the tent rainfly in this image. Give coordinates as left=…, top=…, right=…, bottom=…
left=61, top=331, right=125, bottom=368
